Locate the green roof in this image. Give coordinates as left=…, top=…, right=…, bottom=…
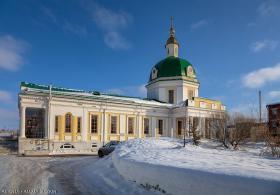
left=20, top=82, right=144, bottom=101
left=21, top=82, right=83, bottom=92
left=149, top=56, right=197, bottom=82
left=20, top=82, right=171, bottom=107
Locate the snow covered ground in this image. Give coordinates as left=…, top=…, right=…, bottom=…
left=0, top=154, right=153, bottom=195
left=113, top=138, right=280, bottom=195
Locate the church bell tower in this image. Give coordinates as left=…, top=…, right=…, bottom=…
left=165, top=17, right=179, bottom=57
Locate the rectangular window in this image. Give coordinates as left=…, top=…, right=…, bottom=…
left=55, top=116, right=59, bottom=133
left=77, top=117, right=81, bottom=133
left=144, top=118, right=149, bottom=134
left=177, top=120, right=182, bottom=135
left=188, top=90, right=194, bottom=100
left=65, top=114, right=71, bottom=133
left=111, top=116, right=117, bottom=134
left=128, top=117, right=134, bottom=134
left=25, top=108, right=45, bottom=138
left=168, top=90, right=174, bottom=104
left=272, top=108, right=277, bottom=117
left=158, top=119, right=163, bottom=135
left=91, top=115, right=98, bottom=134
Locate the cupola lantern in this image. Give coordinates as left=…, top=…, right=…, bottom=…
left=165, top=16, right=179, bottom=57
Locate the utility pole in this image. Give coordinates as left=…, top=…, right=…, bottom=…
left=259, top=90, right=262, bottom=123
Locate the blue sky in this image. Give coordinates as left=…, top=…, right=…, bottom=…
left=0, top=0, right=280, bottom=129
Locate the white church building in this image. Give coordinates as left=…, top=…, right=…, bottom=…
left=18, top=20, right=226, bottom=155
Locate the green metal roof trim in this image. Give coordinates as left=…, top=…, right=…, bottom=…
left=20, top=82, right=98, bottom=94
left=20, top=82, right=165, bottom=103
left=149, top=57, right=197, bottom=82
left=20, top=84, right=171, bottom=107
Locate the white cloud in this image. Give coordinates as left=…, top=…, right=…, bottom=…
left=269, top=91, right=280, bottom=98
left=250, top=40, right=278, bottom=52
left=0, top=91, right=12, bottom=103
left=84, top=1, right=132, bottom=50
left=258, top=0, right=280, bottom=16
left=93, top=6, right=132, bottom=32
left=104, top=32, right=131, bottom=50
left=105, top=84, right=146, bottom=97
left=42, top=6, right=88, bottom=37
left=63, top=21, right=88, bottom=36
left=191, top=19, right=208, bottom=31
left=242, top=63, right=280, bottom=88
left=0, top=35, right=29, bottom=71
left=41, top=6, right=58, bottom=24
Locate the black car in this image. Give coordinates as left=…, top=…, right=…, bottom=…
left=98, top=141, right=120, bottom=158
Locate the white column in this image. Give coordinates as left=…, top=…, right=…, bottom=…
left=104, top=112, right=108, bottom=143
left=100, top=109, right=106, bottom=145
left=202, top=117, right=206, bottom=138
left=45, top=107, right=48, bottom=139
left=138, top=115, right=142, bottom=138
left=49, top=107, right=54, bottom=140
left=198, top=117, right=202, bottom=135
left=20, top=106, right=26, bottom=138
left=82, top=108, right=87, bottom=142
left=151, top=117, right=157, bottom=137
left=119, top=114, right=126, bottom=135
left=171, top=117, right=176, bottom=138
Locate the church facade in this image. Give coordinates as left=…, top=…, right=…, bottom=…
left=18, top=21, right=226, bottom=155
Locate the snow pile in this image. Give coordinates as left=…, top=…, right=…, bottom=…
left=79, top=155, right=155, bottom=195
left=113, top=138, right=280, bottom=195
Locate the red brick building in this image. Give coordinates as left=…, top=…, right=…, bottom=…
left=267, top=103, right=280, bottom=136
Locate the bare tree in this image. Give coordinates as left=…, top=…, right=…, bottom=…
left=190, top=117, right=200, bottom=145
left=228, top=113, right=255, bottom=149
left=261, top=124, right=280, bottom=157
left=209, top=113, right=229, bottom=148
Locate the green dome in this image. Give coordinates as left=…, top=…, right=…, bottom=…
left=149, top=56, right=197, bottom=82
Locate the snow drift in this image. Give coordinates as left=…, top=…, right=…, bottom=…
left=112, top=138, right=280, bottom=195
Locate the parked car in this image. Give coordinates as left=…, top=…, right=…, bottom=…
left=98, top=141, right=120, bottom=158
left=60, top=143, right=75, bottom=149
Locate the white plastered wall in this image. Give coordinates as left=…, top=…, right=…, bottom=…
left=147, top=80, right=199, bottom=104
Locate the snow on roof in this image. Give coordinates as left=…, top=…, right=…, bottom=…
left=100, top=94, right=171, bottom=106
left=21, top=82, right=172, bottom=107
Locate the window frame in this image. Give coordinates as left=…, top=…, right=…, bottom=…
left=188, top=90, right=194, bottom=100
left=110, top=115, right=118, bottom=134
left=168, top=90, right=174, bottom=104
left=91, top=114, right=98, bottom=134
left=144, top=118, right=149, bottom=135
left=55, top=116, right=59, bottom=133
left=65, top=113, right=72, bottom=133
left=77, top=117, right=81, bottom=133
left=158, top=119, right=163, bottom=135
left=177, top=120, right=182, bottom=135
left=128, top=117, right=135, bottom=134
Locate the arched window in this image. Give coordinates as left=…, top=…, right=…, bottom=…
left=65, top=113, right=72, bottom=133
